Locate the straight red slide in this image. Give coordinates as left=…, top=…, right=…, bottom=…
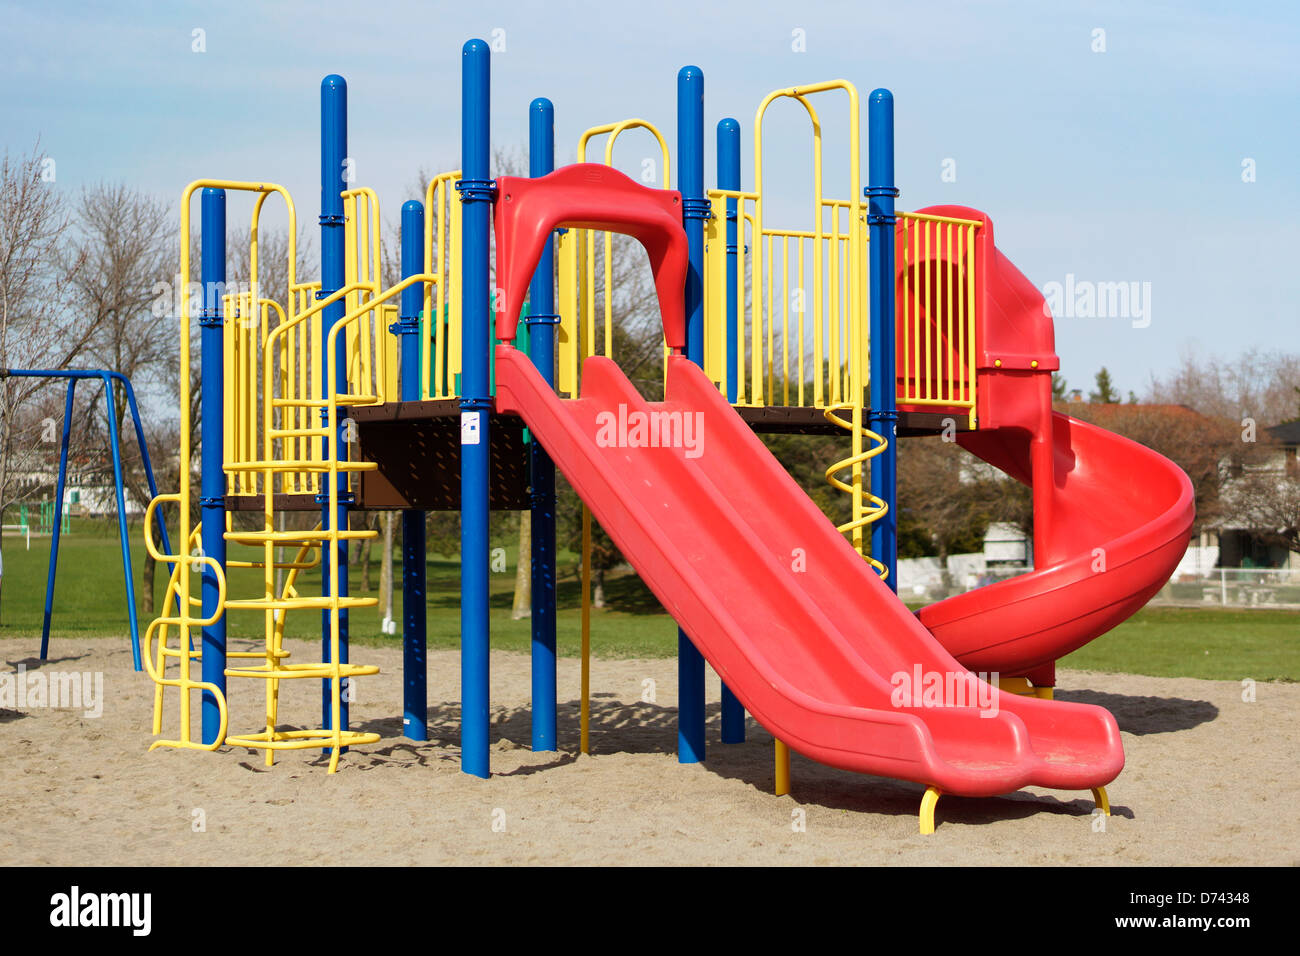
left=495, top=344, right=1125, bottom=798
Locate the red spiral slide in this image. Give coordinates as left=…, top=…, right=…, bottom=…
left=904, top=207, right=1195, bottom=683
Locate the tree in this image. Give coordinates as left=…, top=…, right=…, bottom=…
left=63, top=183, right=177, bottom=610
left=0, top=144, right=91, bottom=622
left=1147, top=347, right=1300, bottom=426
left=1051, top=372, right=1067, bottom=402
left=1089, top=367, right=1119, bottom=404
left=1229, top=450, right=1300, bottom=557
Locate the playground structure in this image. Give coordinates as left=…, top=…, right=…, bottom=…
left=1, top=368, right=169, bottom=670
left=142, top=40, right=1194, bottom=830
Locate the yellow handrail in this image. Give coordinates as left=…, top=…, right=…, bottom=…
left=896, top=212, right=982, bottom=429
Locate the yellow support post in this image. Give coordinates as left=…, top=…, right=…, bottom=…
left=774, top=740, right=791, bottom=796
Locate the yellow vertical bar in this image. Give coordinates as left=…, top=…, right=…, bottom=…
left=703, top=201, right=722, bottom=390
left=450, top=185, right=462, bottom=382
left=955, top=225, right=965, bottom=406
left=968, top=225, right=978, bottom=426
left=923, top=220, right=932, bottom=401
left=752, top=202, right=764, bottom=406
left=797, top=238, right=805, bottom=406
left=580, top=507, right=592, bottom=754
left=584, top=230, right=596, bottom=363
left=900, top=219, right=908, bottom=402
left=223, top=293, right=235, bottom=494
left=828, top=215, right=840, bottom=405
left=557, top=227, right=577, bottom=396
left=781, top=234, right=790, bottom=406
left=759, top=232, right=769, bottom=403
left=736, top=209, right=747, bottom=404
left=911, top=220, right=920, bottom=406
left=945, top=222, right=954, bottom=404
left=602, top=231, right=613, bottom=357
left=245, top=292, right=255, bottom=491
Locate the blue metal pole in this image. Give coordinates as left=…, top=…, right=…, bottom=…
left=117, top=372, right=177, bottom=615
left=398, top=199, right=428, bottom=741
left=199, top=186, right=227, bottom=743
left=39, top=379, right=76, bottom=662
left=457, top=39, right=493, bottom=778
left=527, top=96, right=558, bottom=752
left=103, top=376, right=142, bottom=670
left=319, top=74, right=351, bottom=735
left=715, top=116, right=745, bottom=744
left=867, top=89, right=899, bottom=590
left=677, top=65, right=707, bottom=764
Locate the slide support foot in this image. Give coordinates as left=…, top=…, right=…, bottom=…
left=920, top=786, right=941, bottom=835
left=1091, top=786, right=1110, bottom=815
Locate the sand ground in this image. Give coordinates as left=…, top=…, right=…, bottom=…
left=1, top=636, right=1296, bottom=866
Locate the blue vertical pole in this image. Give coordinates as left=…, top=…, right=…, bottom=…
left=319, top=74, right=351, bottom=732
left=199, top=187, right=227, bottom=743
left=677, top=65, right=707, bottom=764
left=527, top=96, right=558, bottom=752
left=398, top=199, right=428, bottom=740
left=39, top=380, right=76, bottom=662
left=715, top=117, right=745, bottom=744
left=867, top=89, right=899, bottom=590
left=457, top=39, right=493, bottom=778
left=104, top=378, right=141, bottom=668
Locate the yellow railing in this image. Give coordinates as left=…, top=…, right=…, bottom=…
left=703, top=81, right=867, bottom=414
left=423, top=170, right=462, bottom=399
left=896, top=211, right=981, bottom=429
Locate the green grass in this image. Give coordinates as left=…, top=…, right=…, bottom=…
left=1058, top=606, right=1298, bottom=682
left=2, top=523, right=1295, bottom=680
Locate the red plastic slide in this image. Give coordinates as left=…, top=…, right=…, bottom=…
left=496, top=345, right=1124, bottom=798
left=903, top=207, right=1195, bottom=679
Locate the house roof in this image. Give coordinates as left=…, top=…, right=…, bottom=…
left=1266, top=420, right=1300, bottom=447
left=1056, top=401, right=1219, bottom=424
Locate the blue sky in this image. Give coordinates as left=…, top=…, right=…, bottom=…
left=2, top=0, right=1297, bottom=397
